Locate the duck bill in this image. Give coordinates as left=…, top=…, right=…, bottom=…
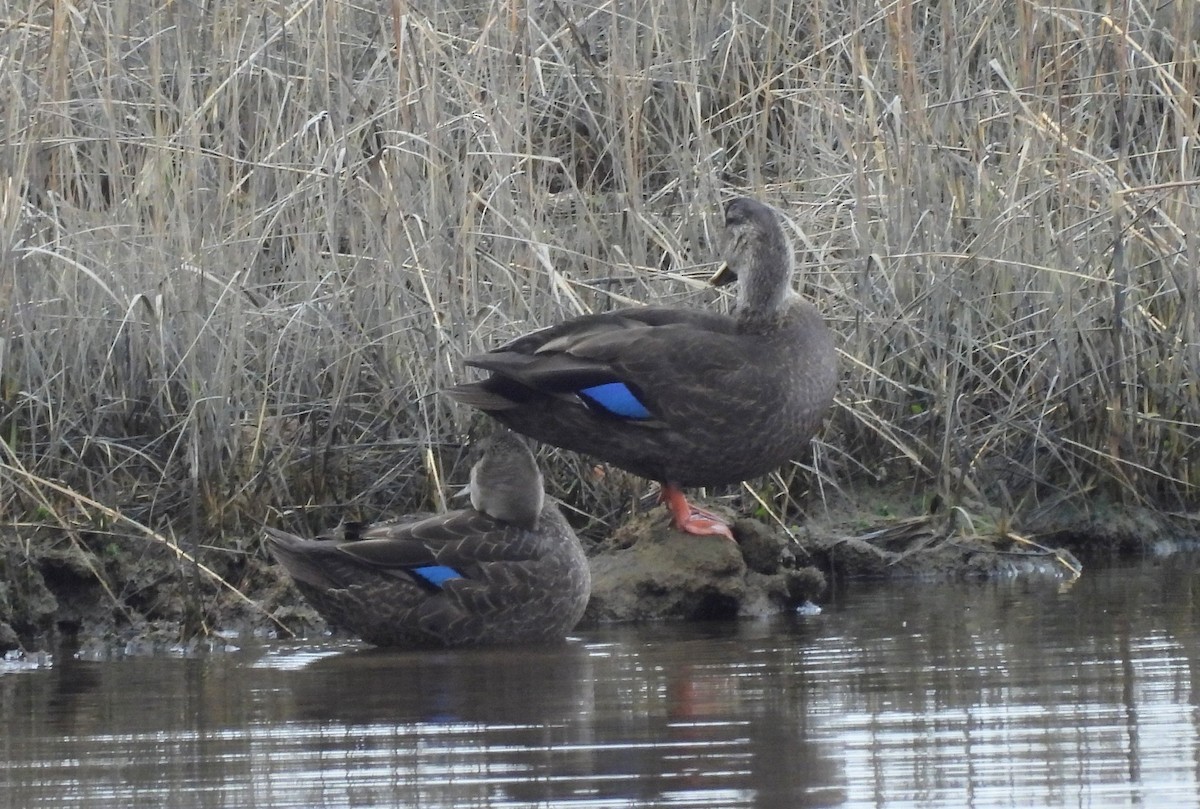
left=709, top=262, right=738, bottom=287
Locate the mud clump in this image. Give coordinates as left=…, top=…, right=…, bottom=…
left=582, top=513, right=826, bottom=624
left=1, top=530, right=83, bottom=650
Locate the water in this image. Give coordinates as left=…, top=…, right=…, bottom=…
left=2, top=559, right=1199, bottom=809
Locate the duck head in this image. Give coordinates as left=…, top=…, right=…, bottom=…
left=466, top=431, right=545, bottom=527
left=710, top=197, right=797, bottom=325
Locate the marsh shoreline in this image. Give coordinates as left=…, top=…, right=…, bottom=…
left=3, top=486, right=1193, bottom=657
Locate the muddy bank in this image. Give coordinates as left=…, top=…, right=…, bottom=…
left=2, top=487, right=1197, bottom=655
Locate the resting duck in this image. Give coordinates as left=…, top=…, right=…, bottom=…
left=264, top=431, right=591, bottom=647
left=444, top=197, right=837, bottom=540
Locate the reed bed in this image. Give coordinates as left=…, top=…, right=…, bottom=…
left=1, top=0, right=1198, bottom=555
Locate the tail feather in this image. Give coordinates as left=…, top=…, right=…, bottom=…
left=442, top=382, right=521, bottom=411
left=264, top=527, right=341, bottom=590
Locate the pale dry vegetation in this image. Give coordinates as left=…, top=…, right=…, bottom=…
left=2, top=0, right=1198, bottom=556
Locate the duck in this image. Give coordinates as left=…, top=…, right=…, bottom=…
left=263, top=431, right=591, bottom=647
left=443, top=197, right=837, bottom=540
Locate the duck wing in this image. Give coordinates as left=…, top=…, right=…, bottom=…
left=334, top=510, right=545, bottom=586
left=455, top=306, right=748, bottom=425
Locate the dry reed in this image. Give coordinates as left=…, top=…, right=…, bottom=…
left=1, top=0, right=1197, bottom=553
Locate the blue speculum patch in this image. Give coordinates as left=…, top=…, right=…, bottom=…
left=579, top=382, right=653, bottom=419
left=412, top=564, right=464, bottom=587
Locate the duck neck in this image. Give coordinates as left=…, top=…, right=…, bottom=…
left=735, top=290, right=797, bottom=333
left=734, top=243, right=797, bottom=333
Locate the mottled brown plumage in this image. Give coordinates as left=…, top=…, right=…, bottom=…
left=264, top=432, right=590, bottom=647
left=444, top=197, right=837, bottom=538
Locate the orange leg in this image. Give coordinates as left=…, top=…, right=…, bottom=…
left=659, top=484, right=735, bottom=541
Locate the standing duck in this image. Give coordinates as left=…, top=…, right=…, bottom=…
left=444, top=197, right=837, bottom=540
left=264, top=431, right=591, bottom=647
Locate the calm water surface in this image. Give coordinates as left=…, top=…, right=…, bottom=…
left=3, top=559, right=1200, bottom=808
